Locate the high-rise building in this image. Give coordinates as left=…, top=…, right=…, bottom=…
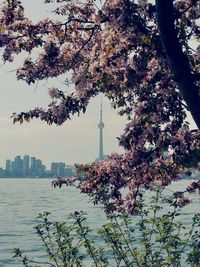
left=41, top=165, right=46, bottom=176
left=14, top=155, right=23, bottom=177
left=35, top=159, right=42, bottom=177
left=30, top=157, right=36, bottom=176
left=10, top=161, right=15, bottom=177
left=23, top=155, right=30, bottom=177
left=58, top=162, right=65, bottom=177
left=98, top=99, right=105, bottom=161
left=51, top=162, right=58, bottom=177
left=5, top=159, right=11, bottom=176
left=0, top=168, right=4, bottom=177
left=65, top=165, right=74, bottom=177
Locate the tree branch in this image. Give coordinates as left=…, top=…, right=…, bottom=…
left=155, top=0, right=200, bottom=129
left=177, top=2, right=197, bottom=18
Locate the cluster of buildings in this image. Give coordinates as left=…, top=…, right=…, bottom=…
left=0, top=155, right=75, bottom=178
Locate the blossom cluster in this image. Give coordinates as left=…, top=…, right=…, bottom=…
left=0, top=0, right=199, bottom=213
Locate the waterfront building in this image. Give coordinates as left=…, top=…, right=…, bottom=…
left=51, top=162, right=58, bottom=177
left=35, top=159, right=42, bottom=177
left=30, top=157, right=36, bottom=176
left=5, top=159, right=11, bottom=176
left=14, top=155, right=23, bottom=177
left=42, top=165, right=46, bottom=176
left=65, top=165, right=74, bottom=177
left=10, top=161, right=15, bottom=177
left=23, top=155, right=30, bottom=177
left=0, top=168, right=4, bottom=177
left=58, top=162, right=65, bottom=177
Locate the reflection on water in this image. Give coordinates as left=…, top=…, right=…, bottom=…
left=0, top=179, right=199, bottom=266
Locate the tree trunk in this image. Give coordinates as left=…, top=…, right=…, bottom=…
left=155, top=0, right=200, bottom=129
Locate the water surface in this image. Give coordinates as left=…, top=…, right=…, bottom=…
left=0, top=179, right=199, bottom=266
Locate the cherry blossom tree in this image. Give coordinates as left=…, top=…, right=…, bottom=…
left=0, top=0, right=199, bottom=213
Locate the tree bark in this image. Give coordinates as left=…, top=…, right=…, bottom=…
left=155, top=0, right=200, bottom=129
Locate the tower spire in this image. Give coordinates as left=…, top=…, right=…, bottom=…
left=98, top=97, right=105, bottom=161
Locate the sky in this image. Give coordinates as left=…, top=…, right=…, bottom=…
left=0, top=0, right=197, bottom=169
left=0, top=0, right=126, bottom=169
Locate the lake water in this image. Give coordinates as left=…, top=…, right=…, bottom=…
left=0, top=179, right=199, bottom=267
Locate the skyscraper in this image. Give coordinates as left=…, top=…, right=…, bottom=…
left=98, top=99, right=105, bottom=161
left=35, top=159, right=42, bottom=177
left=14, top=155, right=23, bottom=177
left=51, top=162, right=58, bottom=177
left=30, top=157, right=36, bottom=176
left=23, top=155, right=30, bottom=177
left=5, top=159, right=11, bottom=176
left=58, top=162, right=65, bottom=177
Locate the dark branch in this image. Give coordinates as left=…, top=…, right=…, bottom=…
left=156, top=0, right=200, bottom=129
left=177, top=1, right=198, bottom=18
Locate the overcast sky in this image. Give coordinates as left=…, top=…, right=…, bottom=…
left=0, top=0, right=126, bottom=168
left=0, top=0, right=197, bottom=169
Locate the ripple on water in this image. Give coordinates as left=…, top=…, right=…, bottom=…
left=0, top=178, right=199, bottom=267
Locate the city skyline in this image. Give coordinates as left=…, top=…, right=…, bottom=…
left=0, top=101, right=106, bottom=175
left=0, top=99, right=108, bottom=177
left=0, top=153, right=75, bottom=178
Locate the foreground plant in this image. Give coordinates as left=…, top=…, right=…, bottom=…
left=14, top=191, right=200, bottom=267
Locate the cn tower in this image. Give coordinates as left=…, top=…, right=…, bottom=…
left=98, top=99, right=105, bottom=161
